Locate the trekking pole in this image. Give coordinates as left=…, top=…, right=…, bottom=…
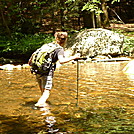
left=76, top=59, right=79, bottom=106
left=74, top=57, right=87, bottom=106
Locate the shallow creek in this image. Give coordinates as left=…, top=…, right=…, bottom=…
left=0, top=61, right=134, bottom=134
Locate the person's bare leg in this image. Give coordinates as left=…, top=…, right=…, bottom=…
left=39, top=85, right=44, bottom=95
left=35, top=89, right=50, bottom=107
left=37, top=79, right=44, bottom=95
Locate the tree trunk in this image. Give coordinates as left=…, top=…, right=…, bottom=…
left=100, top=0, right=110, bottom=27
left=0, top=1, right=11, bottom=36
left=92, top=12, right=96, bottom=28
left=51, top=10, right=56, bottom=34
left=96, top=14, right=102, bottom=28
left=60, top=0, right=64, bottom=30
left=82, top=11, right=94, bottom=28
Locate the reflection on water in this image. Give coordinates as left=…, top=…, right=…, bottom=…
left=0, top=61, right=134, bottom=134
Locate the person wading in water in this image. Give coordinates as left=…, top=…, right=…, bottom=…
left=29, top=32, right=80, bottom=107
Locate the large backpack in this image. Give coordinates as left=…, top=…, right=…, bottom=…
left=28, top=43, right=62, bottom=75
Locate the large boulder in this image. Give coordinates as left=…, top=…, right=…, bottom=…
left=66, top=28, right=124, bottom=58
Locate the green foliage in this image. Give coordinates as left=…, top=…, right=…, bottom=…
left=82, top=0, right=103, bottom=15
left=110, top=29, right=134, bottom=56
left=0, top=33, right=54, bottom=60
left=0, top=0, right=55, bottom=36
left=0, top=0, right=125, bottom=37
left=0, top=0, right=133, bottom=61
left=111, top=0, right=120, bottom=4
left=123, top=36, right=134, bottom=55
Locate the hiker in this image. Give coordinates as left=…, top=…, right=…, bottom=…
left=28, top=32, right=80, bottom=107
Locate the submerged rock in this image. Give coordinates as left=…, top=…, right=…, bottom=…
left=66, top=28, right=124, bottom=58
left=123, top=60, right=134, bottom=82
left=123, top=60, right=134, bottom=74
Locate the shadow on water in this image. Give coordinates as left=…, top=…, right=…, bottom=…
left=0, top=61, right=134, bottom=134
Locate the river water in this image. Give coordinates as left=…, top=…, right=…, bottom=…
left=0, top=61, right=134, bottom=134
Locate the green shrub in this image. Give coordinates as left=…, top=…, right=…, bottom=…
left=0, top=33, right=54, bottom=61
left=123, top=36, right=134, bottom=56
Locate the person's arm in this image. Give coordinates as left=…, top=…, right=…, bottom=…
left=58, top=54, right=80, bottom=64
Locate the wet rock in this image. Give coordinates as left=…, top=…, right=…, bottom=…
left=0, top=57, right=23, bottom=64
left=66, top=28, right=124, bottom=58
left=22, top=64, right=30, bottom=69
left=0, top=64, right=30, bottom=70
